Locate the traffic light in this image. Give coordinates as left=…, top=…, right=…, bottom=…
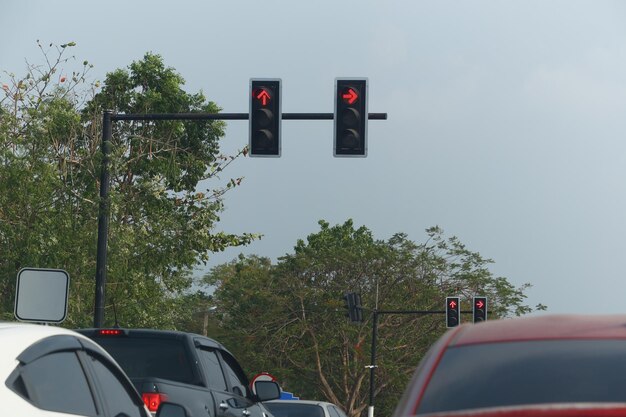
left=342, top=293, right=352, bottom=319
left=249, top=79, right=281, bottom=157
left=473, top=296, right=488, bottom=323
left=342, top=292, right=363, bottom=323
left=446, top=297, right=460, bottom=328
left=352, top=293, right=363, bottom=322
left=334, top=78, right=368, bottom=157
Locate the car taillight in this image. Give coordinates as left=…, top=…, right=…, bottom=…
left=97, top=329, right=124, bottom=336
left=142, top=393, right=167, bottom=413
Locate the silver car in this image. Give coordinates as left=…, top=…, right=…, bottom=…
left=264, top=400, right=349, bottom=417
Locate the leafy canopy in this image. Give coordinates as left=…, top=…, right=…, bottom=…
left=0, top=42, right=256, bottom=327
left=204, top=219, right=545, bottom=417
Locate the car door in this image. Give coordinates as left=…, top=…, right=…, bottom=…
left=80, top=349, right=148, bottom=417
left=218, top=350, right=268, bottom=417
left=197, top=346, right=265, bottom=417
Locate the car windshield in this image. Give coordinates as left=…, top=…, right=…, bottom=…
left=417, top=340, right=626, bottom=414
left=92, top=336, right=195, bottom=385
left=264, top=403, right=325, bottom=417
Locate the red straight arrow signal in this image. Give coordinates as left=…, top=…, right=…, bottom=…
left=449, top=300, right=457, bottom=309
left=342, top=88, right=358, bottom=105
left=256, top=89, right=271, bottom=106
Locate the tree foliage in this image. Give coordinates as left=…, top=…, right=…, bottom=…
left=0, top=42, right=256, bottom=326
left=204, top=220, right=545, bottom=417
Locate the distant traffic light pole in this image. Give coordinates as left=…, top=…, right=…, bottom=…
left=94, top=108, right=387, bottom=327
left=366, top=297, right=487, bottom=417
left=367, top=308, right=446, bottom=417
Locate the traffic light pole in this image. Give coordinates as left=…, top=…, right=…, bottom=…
left=94, top=111, right=387, bottom=327
left=367, top=310, right=378, bottom=417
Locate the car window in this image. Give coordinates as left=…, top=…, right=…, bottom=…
left=331, top=405, right=348, bottom=417
left=197, top=348, right=228, bottom=391
left=19, top=350, right=97, bottom=416
left=86, top=352, right=145, bottom=417
left=417, top=340, right=626, bottom=414
left=93, top=336, right=196, bottom=384
left=219, top=351, right=248, bottom=396
left=328, top=405, right=341, bottom=417
left=264, top=403, right=325, bottom=417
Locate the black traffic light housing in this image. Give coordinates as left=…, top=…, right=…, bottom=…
left=352, top=293, right=363, bottom=322
left=473, top=296, right=488, bottom=323
left=334, top=78, right=368, bottom=157
left=342, top=292, right=363, bottom=323
left=446, top=296, right=460, bottom=328
left=249, top=79, right=281, bottom=157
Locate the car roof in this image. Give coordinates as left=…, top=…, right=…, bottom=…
left=77, top=327, right=227, bottom=350
left=0, top=322, right=79, bottom=354
left=266, top=400, right=334, bottom=405
left=0, top=322, right=88, bottom=374
left=416, top=403, right=626, bottom=417
left=449, top=314, right=626, bottom=346
left=267, top=400, right=338, bottom=407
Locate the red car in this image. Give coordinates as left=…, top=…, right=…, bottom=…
left=393, top=315, right=626, bottom=417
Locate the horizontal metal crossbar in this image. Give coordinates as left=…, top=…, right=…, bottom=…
left=111, top=112, right=388, bottom=121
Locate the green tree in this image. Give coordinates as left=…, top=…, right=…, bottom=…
left=0, top=42, right=256, bottom=326
left=0, top=41, right=95, bottom=321
left=204, top=220, right=545, bottom=417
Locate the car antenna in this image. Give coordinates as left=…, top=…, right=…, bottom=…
left=112, top=298, right=120, bottom=328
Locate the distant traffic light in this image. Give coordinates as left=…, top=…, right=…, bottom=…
left=473, top=296, right=487, bottom=323
left=446, top=297, right=460, bottom=328
left=342, top=293, right=355, bottom=321
left=342, top=292, right=363, bottom=323
left=334, top=78, right=367, bottom=157
left=249, top=79, right=281, bottom=157
left=352, top=293, right=363, bottom=322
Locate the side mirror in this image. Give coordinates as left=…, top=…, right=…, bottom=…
left=255, top=380, right=281, bottom=402
left=156, top=402, right=188, bottom=417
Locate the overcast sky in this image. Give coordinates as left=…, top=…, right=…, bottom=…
left=3, top=1, right=626, bottom=315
